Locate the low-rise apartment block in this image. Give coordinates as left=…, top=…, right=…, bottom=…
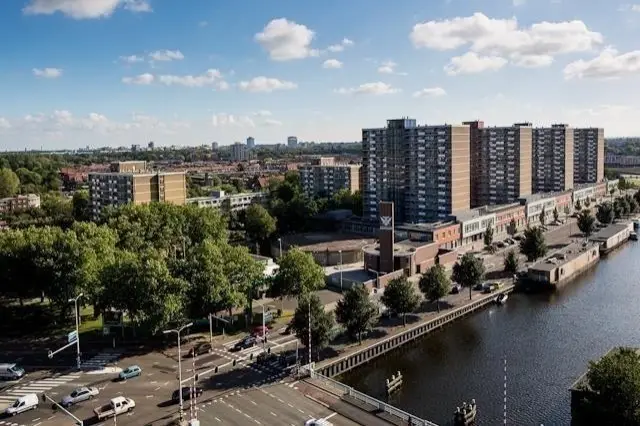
left=532, top=124, right=574, bottom=193
left=0, top=194, right=41, bottom=213
left=362, top=118, right=470, bottom=223
left=88, top=170, right=186, bottom=219
left=187, top=190, right=266, bottom=211
left=573, top=127, right=604, bottom=184
left=110, top=161, right=148, bottom=173
left=299, top=157, right=361, bottom=198
left=467, top=121, right=532, bottom=207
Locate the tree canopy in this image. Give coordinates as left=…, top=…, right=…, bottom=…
left=381, top=277, right=420, bottom=325
left=519, top=226, right=548, bottom=262
left=335, top=285, right=378, bottom=343
left=0, top=168, right=20, bottom=198
left=272, top=248, right=325, bottom=299
left=291, top=293, right=334, bottom=361
left=596, top=202, right=615, bottom=225
left=577, top=210, right=596, bottom=238
left=504, top=250, right=519, bottom=275
left=452, top=253, right=485, bottom=300
left=419, top=264, right=451, bottom=313
left=243, top=203, right=276, bottom=253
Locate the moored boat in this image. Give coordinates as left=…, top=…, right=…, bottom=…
left=630, top=231, right=638, bottom=241
left=453, top=399, right=477, bottom=426
left=495, top=293, right=508, bottom=305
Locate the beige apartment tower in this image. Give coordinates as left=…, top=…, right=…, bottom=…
left=362, top=118, right=470, bottom=223
left=532, top=124, right=574, bottom=193
left=89, top=171, right=186, bottom=219
left=573, top=127, right=604, bottom=184
left=109, top=160, right=148, bottom=173
left=466, top=121, right=532, bottom=207
left=299, top=157, right=361, bottom=198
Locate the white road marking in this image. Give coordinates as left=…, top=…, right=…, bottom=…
left=214, top=417, right=221, bottom=422
left=270, top=411, right=277, bottom=417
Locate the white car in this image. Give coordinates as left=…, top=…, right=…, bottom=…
left=61, top=386, right=99, bottom=407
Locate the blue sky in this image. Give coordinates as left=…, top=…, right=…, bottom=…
left=1, top=0, right=640, bottom=150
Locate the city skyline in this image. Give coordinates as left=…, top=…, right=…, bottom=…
left=1, top=0, right=640, bottom=150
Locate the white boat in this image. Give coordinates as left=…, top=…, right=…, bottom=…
left=495, top=293, right=508, bottom=305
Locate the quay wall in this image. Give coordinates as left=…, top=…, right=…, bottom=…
left=315, top=286, right=514, bottom=378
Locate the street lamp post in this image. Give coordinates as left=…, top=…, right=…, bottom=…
left=69, top=293, right=83, bottom=370
left=278, top=238, right=282, bottom=258
left=163, top=322, right=193, bottom=421
left=338, top=250, right=343, bottom=291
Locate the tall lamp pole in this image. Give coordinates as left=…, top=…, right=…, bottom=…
left=69, top=293, right=83, bottom=370
left=278, top=238, right=283, bottom=258
left=163, top=322, right=193, bottom=421
left=338, top=250, right=343, bottom=291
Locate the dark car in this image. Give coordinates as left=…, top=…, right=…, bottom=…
left=283, top=323, right=294, bottom=335
left=232, top=336, right=257, bottom=351
left=450, top=284, right=462, bottom=294
left=187, top=343, right=212, bottom=357
left=172, top=387, right=203, bottom=402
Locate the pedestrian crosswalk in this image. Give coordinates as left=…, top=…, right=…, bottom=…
left=0, top=372, right=83, bottom=410
left=82, top=351, right=121, bottom=369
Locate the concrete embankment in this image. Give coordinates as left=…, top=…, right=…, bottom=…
left=315, top=285, right=514, bottom=378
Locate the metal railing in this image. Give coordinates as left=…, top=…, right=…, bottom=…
left=304, top=365, right=439, bottom=426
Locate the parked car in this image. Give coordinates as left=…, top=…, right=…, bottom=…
left=473, top=283, right=484, bottom=291
left=94, top=397, right=135, bottom=420
left=187, top=343, right=212, bottom=357
left=283, top=322, right=294, bottom=335
left=450, top=284, right=462, bottom=294
left=232, top=336, right=257, bottom=351
left=61, top=386, right=99, bottom=407
left=0, top=363, right=25, bottom=381
left=5, top=394, right=38, bottom=416
left=118, top=365, right=142, bottom=381
left=171, top=387, right=203, bottom=402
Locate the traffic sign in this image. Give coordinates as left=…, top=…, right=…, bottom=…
left=68, top=330, right=78, bottom=343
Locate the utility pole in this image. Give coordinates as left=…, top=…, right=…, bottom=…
left=163, top=322, right=193, bottom=422
left=70, top=293, right=83, bottom=370
left=308, top=298, right=312, bottom=372
left=339, top=249, right=343, bottom=291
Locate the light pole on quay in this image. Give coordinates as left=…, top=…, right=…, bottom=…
left=163, top=322, right=193, bottom=421
left=338, top=250, right=343, bottom=291
left=69, top=293, right=83, bottom=370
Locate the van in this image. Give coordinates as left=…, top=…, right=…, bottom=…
left=5, top=394, right=38, bottom=416
left=0, top=363, right=25, bottom=380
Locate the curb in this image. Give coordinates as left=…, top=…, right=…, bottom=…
left=304, top=393, right=331, bottom=409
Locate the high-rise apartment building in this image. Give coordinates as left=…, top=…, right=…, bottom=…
left=110, top=161, right=147, bottom=173
left=88, top=168, right=186, bottom=219
left=246, top=136, right=255, bottom=149
left=287, top=136, right=298, bottom=148
left=362, top=118, right=470, bottom=223
left=299, top=157, right=361, bottom=198
left=232, top=142, right=247, bottom=161
left=466, top=121, right=532, bottom=207
left=532, top=124, right=574, bottom=193
left=573, top=127, right=604, bottom=184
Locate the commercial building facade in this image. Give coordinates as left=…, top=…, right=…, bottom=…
left=299, top=157, right=361, bottom=198
left=0, top=194, right=41, bottom=213
left=467, top=121, right=532, bottom=207
left=186, top=190, right=266, bottom=211
left=573, top=128, right=604, bottom=184
left=362, top=118, right=470, bottom=224
left=88, top=170, right=186, bottom=219
left=532, top=124, right=574, bottom=193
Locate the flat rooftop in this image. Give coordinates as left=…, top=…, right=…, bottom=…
left=89, top=171, right=185, bottom=177
left=591, top=224, right=630, bottom=240
left=519, top=190, right=572, bottom=204
left=530, top=242, right=598, bottom=272
left=363, top=239, right=435, bottom=256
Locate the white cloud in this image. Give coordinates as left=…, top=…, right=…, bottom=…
left=445, top=52, right=508, bottom=75
left=149, top=49, right=184, bottom=62
left=413, top=87, right=447, bottom=98
left=511, top=54, right=554, bottom=68
left=238, top=76, right=297, bottom=93
left=255, top=18, right=318, bottom=61
left=23, top=0, right=151, bottom=19
left=0, top=118, right=11, bottom=129
left=327, top=38, right=354, bottom=52
left=334, top=82, right=399, bottom=95
left=377, top=61, right=407, bottom=75
left=119, top=55, right=144, bottom=64
left=263, top=119, right=283, bottom=126
left=158, top=70, right=228, bottom=89
left=513, top=0, right=526, bottom=6
left=212, top=113, right=255, bottom=128
left=33, top=68, right=63, bottom=78
left=122, top=73, right=154, bottom=85
left=323, top=59, right=343, bottom=69
left=564, top=47, right=640, bottom=79
left=410, top=13, right=602, bottom=70
left=252, top=110, right=272, bottom=117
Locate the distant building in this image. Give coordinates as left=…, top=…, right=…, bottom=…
left=110, top=161, right=147, bottom=173
left=88, top=170, right=186, bottom=219
left=299, top=157, right=361, bottom=198
left=211, top=141, right=219, bottom=150
left=232, top=142, right=247, bottom=161
left=187, top=190, right=266, bottom=212
left=131, top=144, right=140, bottom=152
left=532, top=124, right=574, bottom=193
left=574, top=128, right=604, bottom=184
left=287, top=136, right=298, bottom=148
left=0, top=194, right=41, bottom=214
left=246, top=136, right=255, bottom=149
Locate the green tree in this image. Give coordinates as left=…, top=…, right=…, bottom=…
left=539, top=206, right=546, bottom=228
left=507, top=218, right=517, bottom=238
left=244, top=204, right=276, bottom=254
left=584, top=198, right=591, bottom=209
left=418, top=264, right=451, bottom=313
left=575, top=200, right=583, bottom=211
left=0, top=168, right=20, bottom=198
left=553, top=207, right=559, bottom=223
left=483, top=224, right=494, bottom=252
left=381, top=277, right=420, bottom=326
left=452, top=253, right=486, bottom=300
left=71, top=190, right=91, bottom=222
left=583, top=347, right=640, bottom=425
left=291, top=293, right=334, bottom=361
left=577, top=209, right=596, bottom=238
left=519, top=226, right=548, bottom=262
left=272, top=248, right=325, bottom=299
left=596, top=202, right=614, bottom=225
left=335, top=285, right=378, bottom=343
left=504, top=250, right=519, bottom=275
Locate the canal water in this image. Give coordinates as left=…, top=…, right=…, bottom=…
left=341, top=242, right=640, bottom=426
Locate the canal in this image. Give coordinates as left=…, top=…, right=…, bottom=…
left=340, top=242, right=640, bottom=426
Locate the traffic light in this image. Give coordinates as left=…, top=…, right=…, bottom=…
left=267, top=347, right=271, bottom=354
left=250, top=353, right=254, bottom=360
left=195, top=374, right=199, bottom=382
left=233, top=359, right=237, bottom=367
left=215, top=366, right=219, bottom=374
